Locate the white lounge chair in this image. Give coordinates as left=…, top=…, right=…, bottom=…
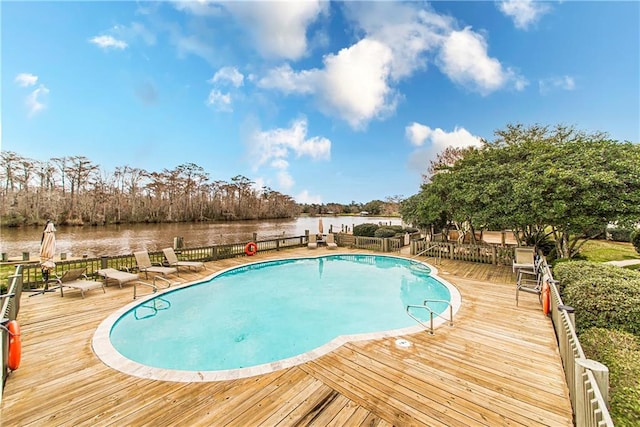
left=326, top=233, right=338, bottom=249
left=96, top=268, right=141, bottom=288
left=308, top=234, right=318, bottom=249
left=52, top=267, right=105, bottom=298
left=162, top=248, right=205, bottom=273
left=134, top=251, right=178, bottom=279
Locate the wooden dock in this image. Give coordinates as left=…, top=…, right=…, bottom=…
left=1, top=248, right=573, bottom=426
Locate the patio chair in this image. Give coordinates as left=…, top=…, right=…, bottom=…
left=512, top=247, right=535, bottom=272
left=52, top=267, right=105, bottom=298
left=516, top=257, right=544, bottom=306
left=308, top=234, right=318, bottom=249
left=134, top=251, right=178, bottom=279
left=326, top=233, right=338, bottom=249
left=162, top=248, right=205, bottom=273
left=96, top=268, right=141, bottom=288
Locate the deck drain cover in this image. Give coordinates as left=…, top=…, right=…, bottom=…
left=395, top=339, right=411, bottom=348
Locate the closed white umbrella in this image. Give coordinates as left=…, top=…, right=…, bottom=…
left=39, top=221, right=56, bottom=288
left=318, top=218, right=323, bottom=235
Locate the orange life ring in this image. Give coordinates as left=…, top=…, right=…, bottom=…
left=244, top=242, right=258, bottom=256
left=7, top=320, right=21, bottom=370
left=542, top=281, right=550, bottom=315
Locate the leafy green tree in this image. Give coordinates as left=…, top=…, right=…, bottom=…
left=402, top=124, right=640, bottom=258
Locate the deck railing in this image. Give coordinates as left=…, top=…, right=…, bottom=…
left=538, top=259, right=614, bottom=427
left=15, top=235, right=308, bottom=289
left=1, top=265, right=23, bottom=402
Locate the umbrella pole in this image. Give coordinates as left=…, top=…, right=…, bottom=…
left=28, top=268, right=56, bottom=297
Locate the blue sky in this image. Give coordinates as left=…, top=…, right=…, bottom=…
left=2, top=1, right=639, bottom=204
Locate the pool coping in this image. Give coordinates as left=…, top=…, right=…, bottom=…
left=92, top=252, right=462, bottom=382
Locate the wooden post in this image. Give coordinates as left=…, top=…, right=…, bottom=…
left=575, top=358, right=610, bottom=418
left=492, top=246, right=497, bottom=265
left=252, top=232, right=257, bottom=242
left=100, top=256, right=108, bottom=269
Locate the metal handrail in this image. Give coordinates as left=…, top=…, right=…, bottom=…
left=411, top=243, right=442, bottom=264
left=406, top=299, right=454, bottom=335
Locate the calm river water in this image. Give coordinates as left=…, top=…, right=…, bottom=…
left=0, top=216, right=402, bottom=260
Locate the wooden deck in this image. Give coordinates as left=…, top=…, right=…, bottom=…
left=1, top=248, right=573, bottom=426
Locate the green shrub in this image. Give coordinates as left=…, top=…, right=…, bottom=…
left=386, top=225, right=404, bottom=233
left=609, top=228, right=634, bottom=242
left=353, top=223, right=379, bottom=237
left=374, top=227, right=397, bottom=238
left=553, top=261, right=640, bottom=335
left=580, top=328, right=640, bottom=425
left=403, top=227, right=419, bottom=234
left=632, top=231, right=640, bottom=255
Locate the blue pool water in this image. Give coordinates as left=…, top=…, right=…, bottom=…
left=109, top=255, right=453, bottom=372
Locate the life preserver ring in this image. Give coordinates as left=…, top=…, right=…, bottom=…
left=542, top=281, right=550, bottom=315
left=7, top=320, right=21, bottom=370
left=244, top=242, right=258, bottom=256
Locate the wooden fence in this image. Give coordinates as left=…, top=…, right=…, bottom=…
left=410, top=239, right=516, bottom=265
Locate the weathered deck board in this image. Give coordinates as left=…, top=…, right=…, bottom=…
left=1, top=248, right=572, bottom=426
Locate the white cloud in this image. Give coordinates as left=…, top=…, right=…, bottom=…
left=296, top=189, right=322, bottom=204
left=277, top=170, right=295, bottom=191
left=270, top=159, right=289, bottom=170
left=406, top=123, right=482, bottom=175
left=437, top=27, right=525, bottom=95
left=539, top=75, right=576, bottom=94
left=26, top=84, right=50, bottom=117
left=248, top=118, right=331, bottom=169
left=206, top=90, right=233, bottom=112
left=343, top=2, right=450, bottom=80
left=209, top=67, right=244, bottom=87
left=246, top=118, right=330, bottom=194
left=15, top=73, right=38, bottom=87
left=112, top=22, right=157, bottom=46
left=406, top=122, right=432, bottom=146
left=497, top=0, right=551, bottom=30
left=258, top=64, right=317, bottom=95
left=173, top=34, right=215, bottom=62
left=319, top=39, right=397, bottom=129
left=89, top=35, right=128, bottom=50
left=406, top=124, right=483, bottom=149
left=172, top=0, right=225, bottom=17
left=259, top=39, right=397, bottom=130
left=223, top=1, right=327, bottom=60
left=257, top=2, right=523, bottom=129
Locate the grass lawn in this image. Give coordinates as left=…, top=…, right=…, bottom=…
left=578, top=239, right=640, bottom=263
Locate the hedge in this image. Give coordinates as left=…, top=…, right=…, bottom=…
left=553, top=261, right=640, bottom=336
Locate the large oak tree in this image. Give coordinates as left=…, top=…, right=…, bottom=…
left=402, top=124, right=640, bottom=258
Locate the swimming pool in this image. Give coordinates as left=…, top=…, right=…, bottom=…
left=93, top=254, right=461, bottom=382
